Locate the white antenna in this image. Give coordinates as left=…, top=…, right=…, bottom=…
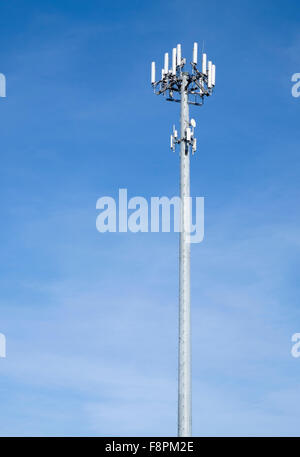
left=172, top=48, right=177, bottom=75
left=212, top=64, right=216, bottom=86
left=151, top=62, right=156, bottom=84
left=177, top=44, right=182, bottom=66
left=193, top=42, right=198, bottom=64
left=190, top=118, right=196, bottom=128
left=208, top=60, right=212, bottom=88
left=186, top=127, right=191, bottom=141
left=173, top=124, right=178, bottom=138
left=202, top=52, right=207, bottom=75
left=164, top=52, right=169, bottom=73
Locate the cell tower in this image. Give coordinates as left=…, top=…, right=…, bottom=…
left=151, top=43, right=216, bottom=437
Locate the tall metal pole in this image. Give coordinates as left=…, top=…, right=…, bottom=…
left=178, top=72, right=191, bottom=437
left=151, top=43, right=215, bottom=437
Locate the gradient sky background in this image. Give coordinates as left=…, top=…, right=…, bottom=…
left=1, top=0, right=300, bottom=436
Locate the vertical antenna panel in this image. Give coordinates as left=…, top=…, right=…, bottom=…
left=172, top=48, right=177, bottom=75
left=151, top=61, right=156, bottom=84
left=208, top=60, right=212, bottom=88
left=177, top=44, right=182, bottom=66
left=186, top=127, right=191, bottom=141
left=164, top=53, right=169, bottom=73
left=212, top=64, right=216, bottom=86
left=193, top=138, right=197, bottom=152
left=193, top=42, right=198, bottom=64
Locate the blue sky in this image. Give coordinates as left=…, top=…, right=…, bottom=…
left=0, top=0, right=300, bottom=436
